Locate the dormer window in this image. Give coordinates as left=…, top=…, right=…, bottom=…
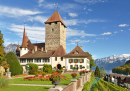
left=52, top=29, right=54, bottom=32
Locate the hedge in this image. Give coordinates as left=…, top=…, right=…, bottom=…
left=26, top=63, right=38, bottom=74
left=43, top=64, right=52, bottom=73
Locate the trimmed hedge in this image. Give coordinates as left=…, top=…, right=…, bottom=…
left=4, top=52, right=23, bottom=75
left=43, top=64, right=52, bottom=73
left=26, top=63, right=38, bottom=74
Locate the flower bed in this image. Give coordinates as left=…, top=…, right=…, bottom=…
left=23, top=72, right=69, bottom=81
left=12, top=74, right=28, bottom=78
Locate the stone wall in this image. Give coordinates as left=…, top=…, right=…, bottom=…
left=45, top=22, right=66, bottom=51
left=48, top=72, right=92, bottom=91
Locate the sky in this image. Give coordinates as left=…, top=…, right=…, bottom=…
left=0, top=0, right=130, bottom=59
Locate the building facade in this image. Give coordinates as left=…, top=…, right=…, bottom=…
left=16, top=11, right=90, bottom=72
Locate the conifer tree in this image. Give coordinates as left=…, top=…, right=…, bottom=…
left=95, top=66, right=101, bottom=78
left=0, top=31, right=5, bottom=61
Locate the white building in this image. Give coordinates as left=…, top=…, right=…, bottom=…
left=16, top=11, right=90, bottom=72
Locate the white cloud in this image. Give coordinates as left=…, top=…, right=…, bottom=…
left=114, top=31, right=118, bottom=33
left=88, top=9, right=93, bottom=11
left=8, top=24, right=45, bottom=43
left=119, top=24, right=129, bottom=27
left=70, top=39, right=90, bottom=45
left=28, top=16, right=48, bottom=24
left=101, top=32, right=112, bottom=35
left=120, top=30, right=124, bottom=32
left=38, top=0, right=45, bottom=7
left=68, top=13, right=78, bottom=17
left=0, top=5, right=42, bottom=17
left=129, top=29, right=130, bottom=30
left=4, top=38, right=20, bottom=46
left=64, top=19, right=106, bottom=26
left=66, top=28, right=96, bottom=38
left=74, top=0, right=107, bottom=4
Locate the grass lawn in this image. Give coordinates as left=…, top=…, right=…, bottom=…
left=9, top=74, right=80, bottom=85
left=0, top=85, right=50, bottom=91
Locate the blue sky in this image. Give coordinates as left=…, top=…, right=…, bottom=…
left=0, top=0, right=130, bottom=59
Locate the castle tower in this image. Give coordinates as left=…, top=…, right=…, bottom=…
left=44, top=11, right=66, bottom=51
left=20, top=27, right=29, bottom=56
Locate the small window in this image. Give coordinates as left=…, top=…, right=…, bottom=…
left=52, top=29, right=54, bottom=32
left=61, top=57, right=63, bottom=61
left=80, top=65, right=82, bottom=69
left=74, top=59, right=78, bottom=63
left=55, top=22, right=57, bottom=24
left=70, top=65, right=73, bottom=69
left=55, top=57, right=57, bottom=61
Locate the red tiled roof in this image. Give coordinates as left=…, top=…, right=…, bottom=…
left=20, top=28, right=30, bottom=48
left=44, top=11, right=66, bottom=28
left=52, top=45, right=66, bottom=57
left=19, top=50, right=55, bottom=59
left=65, top=45, right=89, bottom=57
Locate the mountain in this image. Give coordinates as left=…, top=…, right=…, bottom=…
left=4, top=44, right=17, bottom=54
left=112, top=60, right=130, bottom=75
left=94, top=54, right=130, bottom=70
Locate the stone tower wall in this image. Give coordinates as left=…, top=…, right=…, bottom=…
left=45, top=22, right=66, bottom=51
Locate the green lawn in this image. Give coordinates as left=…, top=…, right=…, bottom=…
left=0, top=85, right=50, bottom=91
left=9, top=74, right=80, bottom=85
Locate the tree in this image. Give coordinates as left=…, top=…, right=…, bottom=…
left=0, top=31, right=5, bottom=61
left=87, top=54, right=96, bottom=69
left=100, top=66, right=106, bottom=77
left=4, top=52, right=23, bottom=75
left=95, top=66, right=101, bottom=78
left=1, top=61, right=9, bottom=72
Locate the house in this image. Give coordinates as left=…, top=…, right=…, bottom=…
left=105, top=74, right=130, bottom=89
left=16, top=11, right=90, bottom=72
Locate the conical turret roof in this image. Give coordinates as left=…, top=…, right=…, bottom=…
left=45, top=11, right=66, bottom=28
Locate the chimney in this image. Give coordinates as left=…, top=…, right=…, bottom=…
left=41, top=47, right=44, bottom=51
left=32, top=49, right=34, bottom=53
left=80, top=46, right=82, bottom=49
left=34, top=46, right=37, bottom=51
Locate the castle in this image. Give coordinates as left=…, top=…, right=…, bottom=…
left=16, top=11, right=90, bottom=72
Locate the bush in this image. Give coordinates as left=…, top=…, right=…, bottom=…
left=43, top=64, right=52, bottom=73
left=56, top=70, right=61, bottom=73
left=4, top=52, right=23, bottom=75
left=0, top=76, right=9, bottom=88
left=52, top=70, right=56, bottom=73
left=26, top=63, right=38, bottom=74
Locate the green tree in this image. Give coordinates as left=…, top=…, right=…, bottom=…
left=26, top=63, right=38, bottom=74
left=95, top=66, right=101, bottom=78
left=4, top=52, right=23, bottom=75
left=43, top=64, right=52, bottom=73
left=100, top=66, right=106, bottom=77
left=87, top=54, right=96, bottom=69
left=0, top=31, right=5, bottom=61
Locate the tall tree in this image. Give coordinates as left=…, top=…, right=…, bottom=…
left=100, top=66, right=106, bottom=77
left=5, top=52, right=23, bottom=75
left=95, top=66, right=101, bottom=78
left=88, top=54, right=96, bottom=69
left=0, top=31, right=4, bottom=61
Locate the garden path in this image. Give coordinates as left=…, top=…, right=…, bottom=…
left=10, top=84, right=66, bottom=88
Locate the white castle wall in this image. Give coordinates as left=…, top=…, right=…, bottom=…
left=20, top=48, right=28, bottom=57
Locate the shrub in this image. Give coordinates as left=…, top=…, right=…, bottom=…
left=0, top=76, right=9, bottom=88
left=52, top=70, right=56, bottom=73
left=26, top=63, right=38, bottom=74
left=43, top=64, right=52, bottom=73
left=56, top=70, right=61, bottom=73
left=4, top=52, right=23, bottom=75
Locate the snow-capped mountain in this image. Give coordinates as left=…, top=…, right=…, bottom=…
left=94, top=54, right=130, bottom=70
left=4, top=44, right=17, bottom=54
